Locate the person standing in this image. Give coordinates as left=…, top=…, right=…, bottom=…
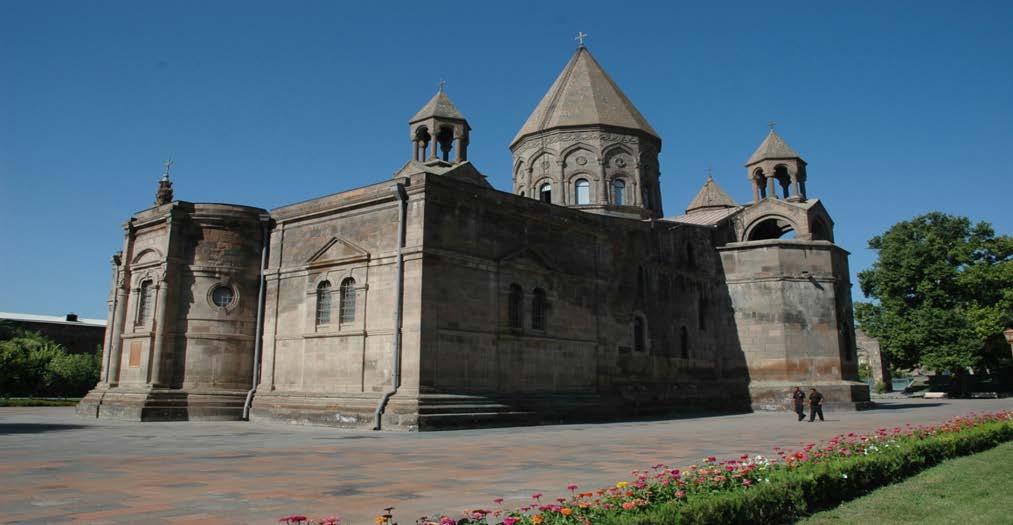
left=792, top=386, right=806, bottom=421
left=808, top=388, right=824, bottom=422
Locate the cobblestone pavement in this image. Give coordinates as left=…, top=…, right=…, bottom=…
left=1, top=399, right=1010, bottom=524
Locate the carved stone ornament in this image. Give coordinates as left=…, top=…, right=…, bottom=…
left=576, top=156, right=588, bottom=166
left=519, top=131, right=640, bottom=152
left=614, top=157, right=627, bottom=168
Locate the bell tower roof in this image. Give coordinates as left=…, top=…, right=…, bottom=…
left=410, top=88, right=468, bottom=124
left=746, top=129, right=803, bottom=165
left=511, top=47, right=659, bottom=147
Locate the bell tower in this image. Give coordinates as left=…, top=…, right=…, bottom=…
left=409, top=83, right=471, bottom=164
left=744, top=125, right=808, bottom=203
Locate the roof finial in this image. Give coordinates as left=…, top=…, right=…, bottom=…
left=438, top=79, right=446, bottom=93
left=161, top=156, right=173, bottom=182
left=575, top=31, right=588, bottom=48
left=155, top=157, right=175, bottom=206
left=768, top=120, right=776, bottom=132
left=706, top=166, right=713, bottom=181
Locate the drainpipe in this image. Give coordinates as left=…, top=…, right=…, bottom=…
left=374, top=183, right=408, bottom=430
left=243, top=216, right=271, bottom=420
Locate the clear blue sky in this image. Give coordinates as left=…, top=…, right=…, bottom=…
left=2, top=1, right=1011, bottom=319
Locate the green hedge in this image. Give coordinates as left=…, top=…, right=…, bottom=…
left=600, top=422, right=1012, bottom=525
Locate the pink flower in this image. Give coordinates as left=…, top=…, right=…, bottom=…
left=494, top=497, right=504, bottom=505
left=439, top=517, right=455, bottom=525
left=503, top=518, right=520, bottom=525
left=319, top=517, right=340, bottom=525
left=278, top=516, right=307, bottom=524
left=567, top=483, right=578, bottom=492
left=531, top=492, right=543, bottom=501
left=706, top=456, right=717, bottom=463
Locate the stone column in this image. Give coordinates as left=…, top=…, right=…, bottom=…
left=411, top=140, right=418, bottom=161
left=599, top=158, right=609, bottom=205
left=107, top=224, right=135, bottom=386
left=99, top=255, right=119, bottom=384
left=767, top=176, right=776, bottom=199
left=752, top=179, right=760, bottom=203
left=790, top=173, right=800, bottom=198
left=147, top=274, right=171, bottom=387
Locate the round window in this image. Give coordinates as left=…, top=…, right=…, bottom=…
left=211, top=285, right=235, bottom=307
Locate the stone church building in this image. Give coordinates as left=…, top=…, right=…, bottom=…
left=79, top=46, right=870, bottom=430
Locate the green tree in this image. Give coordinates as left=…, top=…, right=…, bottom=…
left=855, top=213, right=1012, bottom=382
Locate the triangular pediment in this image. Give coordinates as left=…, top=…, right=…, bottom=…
left=499, top=246, right=556, bottom=271
left=306, top=236, right=370, bottom=267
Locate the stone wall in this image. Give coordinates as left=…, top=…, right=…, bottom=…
left=417, top=173, right=752, bottom=424
left=250, top=177, right=426, bottom=429
left=719, top=239, right=869, bottom=411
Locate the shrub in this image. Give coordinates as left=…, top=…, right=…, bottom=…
left=0, top=329, right=100, bottom=397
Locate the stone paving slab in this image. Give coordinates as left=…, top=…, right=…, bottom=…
left=1, top=399, right=1010, bottom=524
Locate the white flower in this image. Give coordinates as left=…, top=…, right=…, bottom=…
left=841, top=473, right=848, bottom=479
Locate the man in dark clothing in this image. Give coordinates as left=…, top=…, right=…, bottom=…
left=809, top=388, right=825, bottom=422
left=792, top=387, right=806, bottom=421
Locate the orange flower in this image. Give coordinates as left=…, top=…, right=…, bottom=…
left=532, top=514, right=544, bottom=524
left=560, top=508, right=573, bottom=517
left=374, top=516, right=385, bottom=525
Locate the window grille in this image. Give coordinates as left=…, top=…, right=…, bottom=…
left=316, top=281, right=332, bottom=325
left=339, top=278, right=356, bottom=323
left=531, top=288, right=547, bottom=331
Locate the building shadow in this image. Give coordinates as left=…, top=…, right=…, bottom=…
left=0, top=423, right=88, bottom=435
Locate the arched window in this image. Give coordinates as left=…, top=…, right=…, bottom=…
left=519, top=190, right=525, bottom=198
left=339, top=277, right=356, bottom=323
left=531, top=288, right=547, bottom=331
left=634, top=316, right=646, bottom=352
left=612, top=179, right=626, bottom=206
left=508, top=284, right=523, bottom=329
left=539, top=183, right=552, bottom=203
left=574, top=179, right=590, bottom=205
left=747, top=217, right=797, bottom=241
left=315, top=281, right=332, bottom=326
left=680, top=326, right=689, bottom=358
left=137, top=280, right=154, bottom=325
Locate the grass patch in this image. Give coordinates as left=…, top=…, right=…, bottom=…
left=0, top=397, right=80, bottom=407
left=800, top=441, right=1013, bottom=525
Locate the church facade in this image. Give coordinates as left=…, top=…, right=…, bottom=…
left=79, top=46, right=870, bottom=430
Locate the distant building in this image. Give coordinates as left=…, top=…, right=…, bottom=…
left=80, top=45, right=870, bottom=429
left=0, top=312, right=105, bottom=355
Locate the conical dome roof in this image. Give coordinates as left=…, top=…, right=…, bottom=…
left=746, top=130, right=802, bottom=165
left=686, top=176, right=737, bottom=213
left=411, top=89, right=467, bottom=123
left=511, top=47, right=659, bottom=146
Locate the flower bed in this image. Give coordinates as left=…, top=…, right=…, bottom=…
left=280, top=411, right=1012, bottom=525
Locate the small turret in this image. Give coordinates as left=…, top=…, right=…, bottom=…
left=745, top=126, right=807, bottom=202
left=409, top=83, right=471, bottom=164
left=155, top=159, right=174, bottom=206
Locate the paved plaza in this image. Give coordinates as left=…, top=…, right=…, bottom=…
left=1, top=399, right=1010, bottom=524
